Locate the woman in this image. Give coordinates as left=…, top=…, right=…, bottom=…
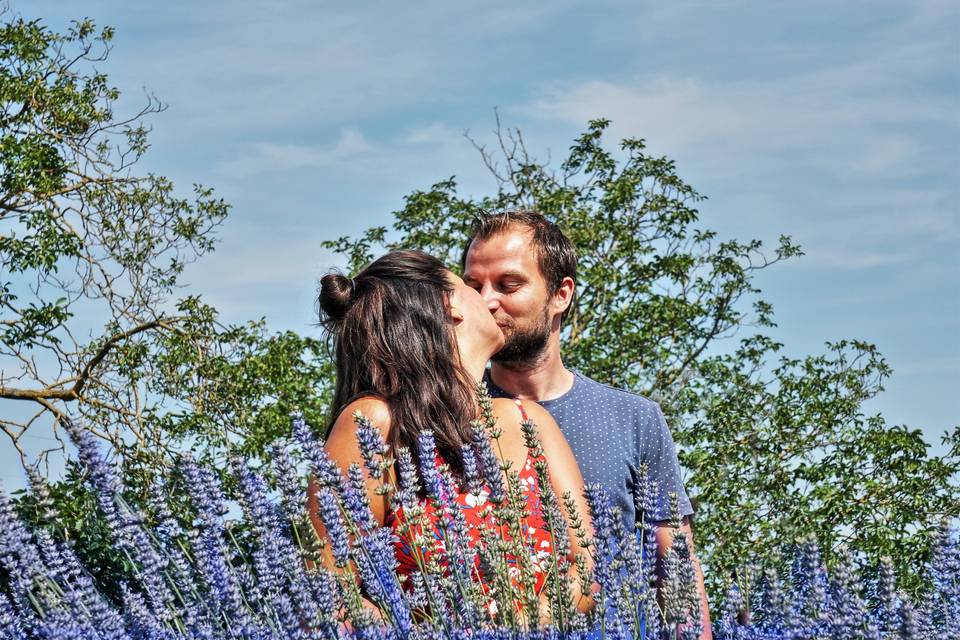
left=307, top=249, right=593, bottom=618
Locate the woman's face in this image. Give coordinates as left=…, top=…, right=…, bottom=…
left=447, top=270, right=505, bottom=358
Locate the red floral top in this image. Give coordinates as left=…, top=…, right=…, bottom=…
left=385, top=400, right=555, bottom=608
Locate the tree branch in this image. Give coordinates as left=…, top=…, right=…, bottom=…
left=0, top=317, right=178, bottom=402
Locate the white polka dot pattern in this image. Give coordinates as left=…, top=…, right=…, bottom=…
left=485, top=369, right=694, bottom=531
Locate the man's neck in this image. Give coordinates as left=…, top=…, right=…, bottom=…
left=489, top=336, right=574, bottom=402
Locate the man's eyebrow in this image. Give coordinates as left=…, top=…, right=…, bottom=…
left=498, top=271, right=528, bottom=281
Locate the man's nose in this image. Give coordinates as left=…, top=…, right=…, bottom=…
left=481, top=285, right=501, bottom=311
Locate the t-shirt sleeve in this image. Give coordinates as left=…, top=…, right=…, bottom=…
left=638, top=401, right=694, bottom=522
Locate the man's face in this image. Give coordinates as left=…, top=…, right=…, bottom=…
left=463, top=227, right=553, bottom=366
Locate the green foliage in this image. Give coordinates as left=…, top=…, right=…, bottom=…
left=324, top=119, right=960, bottom=604
left=145, top=297, right=333, bottom=466
left=675, top=336, right=959, bottom=598
left=0, top=13, right=330, bottom=505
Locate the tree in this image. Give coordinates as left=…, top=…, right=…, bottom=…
left=324, top=118, right=960, bottom=602
left=0, top=14, right=330, bottom=486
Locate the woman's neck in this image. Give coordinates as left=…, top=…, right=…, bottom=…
left=460, top=356, right=487, bottom=382
left=459, top=345, right=489, bottom=386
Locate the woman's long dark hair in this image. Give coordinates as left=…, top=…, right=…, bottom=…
left=318, top=250, right=477, bottom=478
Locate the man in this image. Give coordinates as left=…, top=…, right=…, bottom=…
left=462, top=210, right=713, bottom=638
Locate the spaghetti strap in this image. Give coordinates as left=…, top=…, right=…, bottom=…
left=513, top=397, right=530, bottom=421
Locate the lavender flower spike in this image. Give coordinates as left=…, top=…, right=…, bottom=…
left=353, top=410, right=390, bottom=479
left=470, top=424, right=505, bottom=504
left=315, top=487, right=351, bottom=567
left=0, top=590, right=27, bottom=640
left=416, top=431, right=445, bottom=504
left=292, top=411, right=344, bottom=491
left=394, top=446, right=421, bottom=509
left=62, top=419, right=178, bottom=623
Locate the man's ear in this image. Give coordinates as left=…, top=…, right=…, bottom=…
left=552, top=276, right=575, bottom=314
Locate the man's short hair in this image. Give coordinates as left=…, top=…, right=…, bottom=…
left=461, top=210, right=578, bottom=322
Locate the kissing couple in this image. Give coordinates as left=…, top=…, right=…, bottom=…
left=309, top=210, right=711, bottom=634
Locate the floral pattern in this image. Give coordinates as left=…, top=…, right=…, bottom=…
left=386, top=451, right=554, bottom=597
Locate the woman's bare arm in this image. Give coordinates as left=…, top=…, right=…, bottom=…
left=319, top=397, right=393, bottom=525
left=304, top=398, right=393, bottom=623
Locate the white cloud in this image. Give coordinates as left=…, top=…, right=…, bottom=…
left=515, top=4, right=959, bottom=272
left=895, top=356, right=960, bottom=377
left=85, top=0, right=579, bottom=134
left=404, top=123, right=462, bottom=145
left=522, top=70, right=954, bottom=173
left=217, top=128, right=373, bottom=178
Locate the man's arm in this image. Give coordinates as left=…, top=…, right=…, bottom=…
left=654, top=517, right=713, bottom=640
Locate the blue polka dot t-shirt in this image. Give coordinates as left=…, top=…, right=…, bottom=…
left=485, top=369, right=694, bottom=532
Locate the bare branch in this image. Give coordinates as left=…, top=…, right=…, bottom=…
left=0, top=317, right=179, bottom=402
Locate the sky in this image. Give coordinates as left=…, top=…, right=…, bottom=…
left=2, top=0, right=958, bottom=490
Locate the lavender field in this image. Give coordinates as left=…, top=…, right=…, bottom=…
left=2, top=397, right=957, bottom=639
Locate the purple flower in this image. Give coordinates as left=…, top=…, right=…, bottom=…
left=898, top=594, right=921, bottom=640
left=344, top=463, right=376, bottom=532
left=461, top=442, right=483, bottom=497
left=353, top=411, right=390, bottom=479
left=928, top=519, right=960, bottom=631
left=24, top=465, right=57, bottom=523
left=632, top=461, right=663, bottom=591
left=269, top=441, right=306, bottom=520
left=308, top=568, right=341, bottom=633
left=233, top=458, right=295, bottom=592
left=755, top=566, right=787, bottom=633
left=119, top=581, right=167, bottom=638
left=416, top=431, right=445, bottom=505
left=232, top=456, right=325, bottom=633
left=787, top=534, right=828, bottom=636
left=0, top=488, right=50, bottom=617
left=31, top=527, right=122, bottom=638
left=825, top=545, right=874, bottom=639
left=583, top=483, right=627, bottom=638
left=145, top=475, right=182, bottom=540
left=180, top=456, right=251, bottom=630
left=717, top=581, right=744, bottom=640
left=292, top=411, right=344, bottom=491
left=315, top=486, right=351, bottom=567
left=394, top=446, right=420, bottom=508
left=63, top=420, right=177, bottom=622
left=0, top=590, right=27, bottom=640
left=353, top=527, right=413, bottom=637
left=608, top=494, right=643, bottom=594
left=871, top=555, right=899, bottom=633
left=470, top=426, right=505, bottom=504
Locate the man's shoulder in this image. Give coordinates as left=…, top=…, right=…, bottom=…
left=572, top=371, right=661, bottom=414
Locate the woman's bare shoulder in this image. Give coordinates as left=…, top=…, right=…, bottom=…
left=325, top=396, right=392, bottom=464
left=337, top=396, right=392, bottom=430
left=490, top=397, right=558, bottom=429
left=490, top=396, right=519, bottom=412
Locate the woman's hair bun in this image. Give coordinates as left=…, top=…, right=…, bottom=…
left=319, top=272, right=356, bottom=321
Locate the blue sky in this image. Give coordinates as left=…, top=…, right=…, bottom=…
left=3, top=1, right=958, bottom=489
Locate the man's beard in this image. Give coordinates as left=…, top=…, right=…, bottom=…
left=491, top=308, right=551, bottom=370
